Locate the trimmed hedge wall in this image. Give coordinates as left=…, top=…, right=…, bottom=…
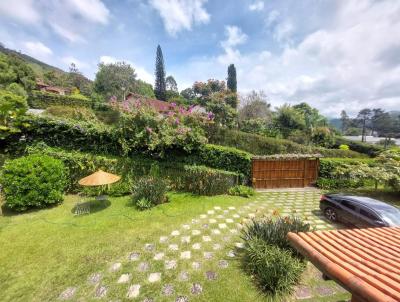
left=28, top=90, right=95, bottom=109
left=26, top=144, right=240, bottom=196
left=334, top=137, right=383, bottom=157
left=208, top=128, right=365, bottom=158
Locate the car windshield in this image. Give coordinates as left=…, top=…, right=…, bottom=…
left=378, top=208, right=400, bottom=226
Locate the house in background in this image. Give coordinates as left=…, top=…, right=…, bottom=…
left=36, top=80, right=69, bottom=95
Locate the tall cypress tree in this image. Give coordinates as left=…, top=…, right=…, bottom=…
left=154, top=45, right=166, bottom=101
left=227, top=64, right=237, bottom=92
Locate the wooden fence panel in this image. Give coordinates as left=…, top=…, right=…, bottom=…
left=252, top=158, right=319, bottom=189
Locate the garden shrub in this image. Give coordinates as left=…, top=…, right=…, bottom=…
left=0, top=154, right=67, bottom=211
left=135, top=197, right=153, bottom=211
left=0, top=89, right=28, bottom=139
left=334, top=137, right=383, bottom=157
left=228, top=185, right=255, bottom=197
left=316, top=178, right=363, bottom=190
left=242, top=237, right=305, bottom=296
left=319, top=158, right=375, bottom=178
left=44, top=105, right=99, bottom=122
left=28, top=90, right=94, bottom=109
left=241, top=216, right=311, bottom=258
left=132, top=177, right=168, bottom=208
left=339, top=144, right=349, bottom=150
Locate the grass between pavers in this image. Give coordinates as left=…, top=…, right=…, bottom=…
left=0, top=192, right=267, bottom=302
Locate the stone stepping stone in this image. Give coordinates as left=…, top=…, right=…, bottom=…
left=159, top=236, right=168, bottom=243
left=148, top=272, right=161, bottom=283
left=294, top=285, right=312, bottom=299
left=315, top=285, right=335, bottom=296
left=223, top=210, right=229, bottom=214
left=202, top=223, right=209, bottom=229
left=88, top=272, right=102, bottom=285
left=95, top=285, right=108, bottom=298
left=176, top=296, right=189, bottom=302
left=161, top=284, right=174, bottom=296
left=117, top=273, right=131, bottom=284
left=202, top=236, right=212, bottom=242
left=191, top=283, right=203, bottom=295
left=235, top=242, right=244, bottom=249
left=218, top=223, right=227, bottom=229
left=109, top=263, right=122, bottom=272
left=143, top=298, right=154, bottom=302
left=138, top=262, right=149, bottom=272
left=180, top=251, right=191, bottom=259
left=169, top=244, right=179, bottom=251
left=209, top=218, right=217, bottom=223
left=182, top=224, right=190, bottom=230
left=200, top=214, right=207, bottom=219
left=211, top=229, right=221, bottom=235
left=226, top=219, right=234, bottom=223
left=154, top=252, right=165, bottom=260
left=192, top=230, right=201, bottom=235
left=216, top=215, right=224, bottom=219
left=127, top=284, right=141, bottom=299
left=213, top=243, right=221, bottom=250
left=191, top=218, right=199, bottom=224
left=218, top=260, right=229, bottom=268
left=207, top=210, right=215, bottom=214
left=229, top=229, right=238, bottom=234
left=227, top=250, right=235, bottom=258
left=192, top=243, right=201, bottom=250
left=233, top=214, right=240, bottom=218
left=165, top=260, right=177, bottom=270
left=129, top=252, right=140, bottom=261
left=205, top=271, right=218, bottom=280
left=214, top=206, right=221, bottom=210
left=171, top=230, right=180, bottom=236
left=192, top=261, right=201, bottom=270
left=178, top=271, right=190, bottom=281
left=204, top=252, right=213, bottom=260
left=228, top=207, right=236, bottom=210
left=144, top=243, right=155, bottom=251
left=223, top=236, right=231, bottom=242
left=59, top=287, right=76, bottom=300
left=181, top=236, right=191, bottom=243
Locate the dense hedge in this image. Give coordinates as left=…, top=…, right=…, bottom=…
left=28, top=90, right=95, bottom=109
left=26, top=144, right=239, bottom=196
left=208, top=128, right=365, bottom=158
left=334, top=137, right=383, bottom=157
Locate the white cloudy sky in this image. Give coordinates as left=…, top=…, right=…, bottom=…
left=1, top=0, right=399, bottom=117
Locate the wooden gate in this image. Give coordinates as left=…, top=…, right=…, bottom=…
left=252, top=156, right=320, bottom=189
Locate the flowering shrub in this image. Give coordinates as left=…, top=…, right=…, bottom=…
left=110, top=97, right=210, bottom=156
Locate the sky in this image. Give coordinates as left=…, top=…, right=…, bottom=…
left=0, top=0, right=399, bottom=117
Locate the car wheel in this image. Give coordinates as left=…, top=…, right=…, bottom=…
left=324, top=207, right=338, bottom=222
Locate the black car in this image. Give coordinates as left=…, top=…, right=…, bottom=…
left=320, top=194, right=400, bottom=227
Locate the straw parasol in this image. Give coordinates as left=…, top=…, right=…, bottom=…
left=78, top=170, right=121, bottom=187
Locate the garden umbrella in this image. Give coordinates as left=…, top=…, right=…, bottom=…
left=78, top=170, right=121, bottom=186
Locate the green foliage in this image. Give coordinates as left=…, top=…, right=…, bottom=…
left=242, top=237, right=305, bottom=296
left=274, top=104, right=306, bottom=138
left=28, top=90, right=93, bottom=109
left=132, top=79, right=155, bottom=98
left=315, top=147, right=365, bottom=158
left=227, top=64, right=237, bottom=93
left=166, top=75, right=178, bottom=92
left=239, top=119, right=280, bottom=137
left=135, top=197, right=153, bottom=211
left=6, top=83, right=27, bottom=98
left=242, top=216, right=311, bottom=257
left=94, top=62, right=136, bottom=100
left=228, top=185, right=255, bottom=197
left=319, top=157, right=375, bottom=178
left=154, top=45, right=166, bottom=101
left=44, top=105, right=99, bottom=122
left=311, top=126, right=335, bottom=147
left=0, top=154, right=66, bottom=211
left=0, top=53, right=36, bottom=91
left=335, top=137, right=383, bottom=157
left=316, top=178, right=362, bottom=190
left=339, top=144, right=349, bottom=150
left=0, top=89, right=28, bottom=139
left=178, top=165, right=237, bottom=195
left=132, top=177, right=168, bottom=208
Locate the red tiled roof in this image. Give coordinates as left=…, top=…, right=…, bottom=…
left=288, top=227, right=400, bottom=302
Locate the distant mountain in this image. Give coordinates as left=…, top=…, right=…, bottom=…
left=329, top=118, right=342, bottom=131
left=0, top=43, right=66, bottom=78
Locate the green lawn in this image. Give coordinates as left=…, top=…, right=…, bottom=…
left=0, top=191, right=352, bottom=302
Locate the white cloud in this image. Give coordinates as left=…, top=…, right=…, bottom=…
left=99, top=56, right=154, bottom=84
left=218, top=25, right=247, bottom=64
left=249, top=1, right=264, bottom=12
left=61, top=56, right=89, bottom=69
left=0, top=0, right=110, bottom=43
left=0, top=0, right=40, bottom=24
left=176, top=0, right=400, bottom=116
left=149, top=0, right=210, bottom=36
left=22, top=41, right=53, bottom=60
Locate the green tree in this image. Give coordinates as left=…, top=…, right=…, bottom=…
left=340, top=110, right=349, bottom=134
left=0, top=89, right=28, bottom=139
left=0, top=53, right=35, bottom=91
left=227, top=64, right=237, bottom=93
left=166, top=75, right=178, bottom=92
left=180, top=87, right=196, bottom=101
left=274, top=105, right=306, bottom=138
left=239, top=90, right=271, bottom=122
left=66, top=63, right=92, bottom=96
left=94, top=62, right=136, bottom=100
left=357, top=108, right=372, bottom=142
left=154, top=45, right=166, bottom=101
left=132, top=80, right=156, bottom=98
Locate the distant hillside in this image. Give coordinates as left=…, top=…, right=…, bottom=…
left=329, top=118, right=341, bottom=131
left=0, top=44, right=66, bottom=78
